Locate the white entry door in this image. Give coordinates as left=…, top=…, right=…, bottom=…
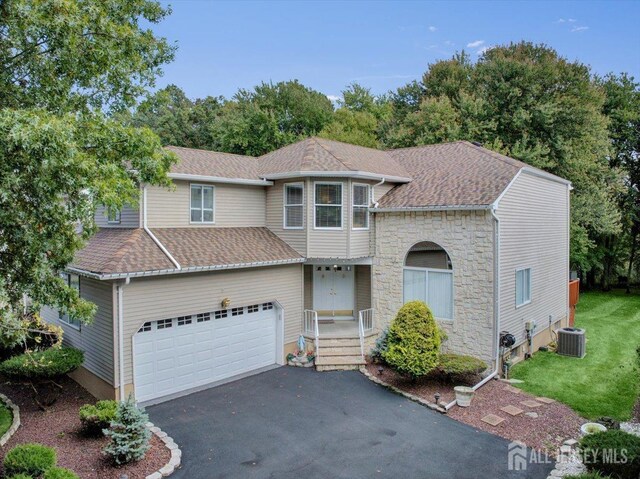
left=133, top=303, right=278, bottom=403
left=313, top=265, right=354, bottom=319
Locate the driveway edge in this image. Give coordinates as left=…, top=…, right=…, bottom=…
left=359, top=367, right=447, bottom=413
left=145, top=422, right=182, bottom=479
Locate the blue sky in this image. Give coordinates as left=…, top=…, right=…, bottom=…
left=154, top=0, right=640, bottom=100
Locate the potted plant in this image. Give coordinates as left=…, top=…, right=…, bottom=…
left=454, top=386, right=475, bottom=407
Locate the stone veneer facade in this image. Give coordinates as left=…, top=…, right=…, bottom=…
left=371, top=210, right=496, bottom=364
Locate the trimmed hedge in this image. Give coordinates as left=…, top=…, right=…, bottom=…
left=436, top=354, right=488, bottom=385
left=44, top=466, right=81, bottom=479
left=382, top=301, right=441, bottom=380
left=0, top=347, right=84, bottom=381
left=79, top=400, right=117, bottom=436
left=3, top=443, right=57, bottom=477
left=580, top=430, right=640, bottom=478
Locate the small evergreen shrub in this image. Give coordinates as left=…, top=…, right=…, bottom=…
left=79, top=400, right=118, bottom=436
left=3, top=443, right=57, bottom=477
left=370, top=327, right=389, bottom=362
left=0, top=347, right=83, bottom=381
left=103, top=395, right=151, bottom=465
left=436, top=354, right=488, bottom=385
left=580, top=430, right=640, bottom=478
left=43, top=466, right=80, bottom=479
left=382, top=301, right=441, bottom=380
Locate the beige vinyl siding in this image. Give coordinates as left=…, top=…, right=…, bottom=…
left=355, top=265, right=372, bottom=312
left=121, top=265, right=303, bottom=383
left=266, top=179, right=307, bottom=255
left=40, top=278, right=114, bottom=385
left=146, top=180, right=266, bottom=228
left=95, top=205, right=140, bottom=228
left=497, top=172, right=570, bottom=347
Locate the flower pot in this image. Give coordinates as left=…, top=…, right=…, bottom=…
left=454, top=386, right=475, bottom=407
left=581, top=422, right=607, bottom=435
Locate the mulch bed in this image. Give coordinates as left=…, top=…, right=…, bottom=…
left=447, top=379, right=584, bottom=455
left=364, top=363, right=456, bottom=405
left=365, top=363, right=584, bottom=456
left=0, top=376, right=170, bottom=479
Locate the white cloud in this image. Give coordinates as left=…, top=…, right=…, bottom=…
left=571, top=26, right=589, bottom=32
left=428, top=25, right=437, bottom=32
left=467, top=40, right=485, bottom=48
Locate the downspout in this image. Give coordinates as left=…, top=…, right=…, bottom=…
left=444, top=207, right=501, bottom=411
left=142, top=185, right=181, bottom=271
left=117, top=277, right=130, bottom=401
left=372, top=178, right=385, bottom=208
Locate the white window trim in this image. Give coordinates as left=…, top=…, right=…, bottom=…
left=107, top=209, right=121, bottom=224
left=283, top=182, right=304, bottom=230
left=515, top=267, right=532, bottom=308
left=189, top=183, right=215, bottom=225
left=313, top=181, right=343, bottom=230
left=59, top=272, right=81, bottom=330
left=403, top=266, right=454, bottom=321
left=352, top=182, right=370, bottom=231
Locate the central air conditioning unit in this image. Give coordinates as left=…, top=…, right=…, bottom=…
left=557, top=327, right=586, bottom=358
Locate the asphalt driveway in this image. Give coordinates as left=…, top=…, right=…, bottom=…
left=147, top=367, right=554, bottom=479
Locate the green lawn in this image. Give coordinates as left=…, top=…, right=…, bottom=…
left=511, top=290, right=640, bottom=421
left=0, top=402, right=11, bottom=436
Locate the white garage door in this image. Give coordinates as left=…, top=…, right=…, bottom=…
left=133, top=302, right=278, bottom=403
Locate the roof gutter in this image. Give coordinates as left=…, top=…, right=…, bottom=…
left=67, top=257, right=306, bottom=281
left=372, top=204, right=493, bottom=213
left=168, top=173, right=273, bottom=186
left=263, top=171, right=412, bottom=183
left=143, top=186, right=181, bottom=271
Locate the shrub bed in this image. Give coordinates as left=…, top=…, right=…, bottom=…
left=580, top=429, right=640, bottom=478
left=79, top=399, right=117, bottom=437
left=3, top=443, right=57, bottom=477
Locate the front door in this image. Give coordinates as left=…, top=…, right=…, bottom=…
left=313, top=265, right=355, bottom=319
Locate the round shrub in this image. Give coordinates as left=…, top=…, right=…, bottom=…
left=79, top=399, right=118, bottom=436
left=0, top=347, right=84, bottom=381
left=44, top=467, right=80, bottom=479
left=382, top=301, right=441, bottom=380
left=580, top=429, right=640, bottom=478
left=3, top=443, right=57, bottom=477
left=436, top=354, right=488, bottom=385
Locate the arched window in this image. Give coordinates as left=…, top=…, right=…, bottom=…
left=403, top=241, right=454, bottom=320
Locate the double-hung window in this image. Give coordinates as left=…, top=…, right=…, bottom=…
left=59, top=272, right=81, bottom=329
left=284, top=183, right=304, bottom=229
left=315, top=183, right=342, bottom=229
left=352, top=183, right=370, bottom=230
left=190, top=184, right=214, bottom=224
left=515, top=268, right=531, bottom=307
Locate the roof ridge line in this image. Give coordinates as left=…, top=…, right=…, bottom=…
left=311, top=137, right=358, bottom=172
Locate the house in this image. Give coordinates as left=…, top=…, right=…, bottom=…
left=41, top=138, right=571, bottom=404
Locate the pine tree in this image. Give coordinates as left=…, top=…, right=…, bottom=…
left=103, top=395, right=151, bottom=465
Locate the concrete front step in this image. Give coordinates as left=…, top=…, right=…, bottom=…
left=316, top=346, right=362, bottom=356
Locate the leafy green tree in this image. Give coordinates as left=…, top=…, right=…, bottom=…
left=210, top=80, right=334, bottom=156
left=382, top=42, right=621, bottom=272
left=128, top=84, right=223, bottom=149
left=0, top=0, right=175, bottom=331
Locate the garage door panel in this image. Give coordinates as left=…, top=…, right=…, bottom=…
left=133, top=306, right=278, bottom=402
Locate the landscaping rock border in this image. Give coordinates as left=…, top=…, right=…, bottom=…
left=145, top=422, right=181, bottom=479
left=360, top=366, right=446, bottom=413
left=0, top=392, right=20, bottom=447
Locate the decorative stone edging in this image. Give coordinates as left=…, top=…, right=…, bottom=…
left=360, top=367, right=446, bottom=413
left=0, top=392, right=21, bottom=447
left=145, top=422, right=181, bottom=479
